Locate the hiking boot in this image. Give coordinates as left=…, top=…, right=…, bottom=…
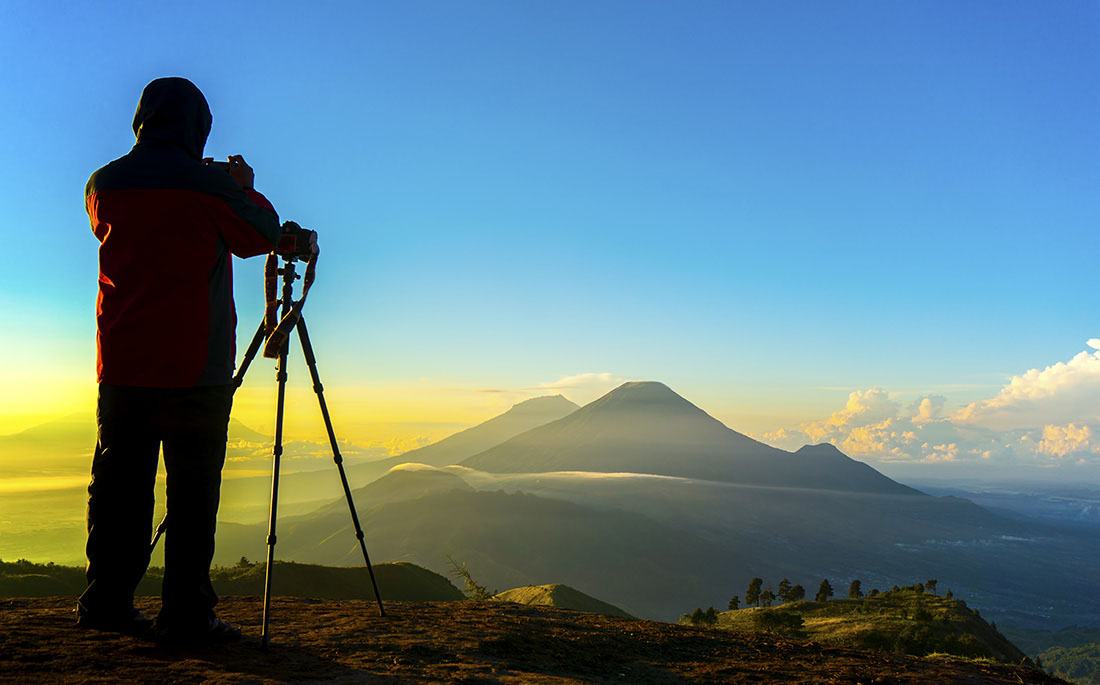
left=155, top=616, right=242, bottom=644
left=76, top=607, right=155, bottom=636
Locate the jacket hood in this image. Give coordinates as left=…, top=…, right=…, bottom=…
left=131, top=77, right=212, bottom=159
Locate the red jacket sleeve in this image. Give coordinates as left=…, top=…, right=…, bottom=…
left=208, top=186, right=282, bottom=258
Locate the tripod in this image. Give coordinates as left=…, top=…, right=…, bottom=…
left=151, top=253, right=385, bottom=648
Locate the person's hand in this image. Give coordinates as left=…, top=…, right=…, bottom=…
left=227, top=154, right=255, bottom=190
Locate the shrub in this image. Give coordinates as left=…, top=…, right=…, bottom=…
left=752, top=610, right=806, bottom=638
left=446, top=556, right=495, bottom=601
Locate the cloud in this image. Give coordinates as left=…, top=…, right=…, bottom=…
left=797, top=388, right=899, bottom=444
left=1037, top=424, right=1093, bottom=459
left=921, top=443, right=959, bottom=463
left=761, top=340, right=1100, bottom=470
left=534, top=373, right=634, bottom=405
left=909, top=395, right=946, bottom=423
left=953, top=344, right=1100, bottom=430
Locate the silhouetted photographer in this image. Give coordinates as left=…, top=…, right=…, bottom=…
left=79, top=77, right=286, bottom=642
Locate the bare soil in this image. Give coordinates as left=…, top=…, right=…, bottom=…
left=0, top=597, right=1067, bottom=684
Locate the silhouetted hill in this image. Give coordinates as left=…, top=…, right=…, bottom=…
left=462, top=382, right=919, bottom=495
left=219, top=395, right=579, bottom=513
left=217, top=484, right=724, bottom=619
left=494, top=583, right=634, bottom=618
left=0, top=558, right=461, bottom=601
left=315, top=464, right=474, bottom=513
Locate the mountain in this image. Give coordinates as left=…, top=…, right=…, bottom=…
left=227, top=417, right=273, bottom=443
left=368, top=395, right=579, bottom=471
left=461, top=382, right=918, bottom=496
left=494, top=583, right=634, bottom=618
left=217, top=395, right=579, bottom=521
left=314, top=464, right=474, bottom=513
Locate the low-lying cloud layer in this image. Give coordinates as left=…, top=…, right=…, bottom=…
left=762, top=340, right=1100, bottom=469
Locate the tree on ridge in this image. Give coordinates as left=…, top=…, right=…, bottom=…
left=777, top=578, right=792, bottom=603
left=747, top=577, right=763, bottom=607
left=760, top=587, right=776, bottom=608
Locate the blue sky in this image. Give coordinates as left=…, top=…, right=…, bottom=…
left=2, top=1, right=1099, bottom=477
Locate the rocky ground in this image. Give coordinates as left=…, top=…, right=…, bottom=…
left=0, top=596, right=1067, bottom=683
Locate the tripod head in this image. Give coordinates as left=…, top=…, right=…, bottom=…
left=261, top=225, right=319, bottom=361
left=275, top=221, right=319, bottom=261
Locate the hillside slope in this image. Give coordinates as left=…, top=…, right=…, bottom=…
left=0, top=597, right=1066, bottom=684
left=494, top=583, right=634, bottom=618
left=0, top=558, right=461, bottom=602
left=218, top=395, right=579, bottom=517
left=1040, top=642, right=1100, bottom=685
left=713, top=587, right=1027, bottom=663
left=213, top=465, right=1100, bottom=627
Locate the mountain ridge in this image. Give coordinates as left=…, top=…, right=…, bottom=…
left=461, top=381, right=919, bottom=496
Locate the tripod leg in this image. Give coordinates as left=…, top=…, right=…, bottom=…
left=260, top=341, right=290, bottom=649
left=149, top=514, right=168, bottom=555
left=297, top=316, right=386, bottom=617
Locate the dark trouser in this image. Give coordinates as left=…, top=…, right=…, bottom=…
left=78, top=383, right=234, bottom=627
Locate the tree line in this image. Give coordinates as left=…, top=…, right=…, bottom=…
left=683, top=576, right=945, bottom=626
left=728, top=576, right=940, bottom=610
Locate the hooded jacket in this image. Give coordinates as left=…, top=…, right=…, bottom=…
left=86, top=77, right=282, bottom=387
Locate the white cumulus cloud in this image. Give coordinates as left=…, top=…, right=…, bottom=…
left=1037, top=424, right=1093, bottom=459
left=953, top=344, right=1100, bottom=430
left=761, top=340, right=1100, bottom=471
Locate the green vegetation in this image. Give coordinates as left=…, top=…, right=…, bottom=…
left=746, top=577, right=763, bottom=607
left=681, top=606, right=719, bottom=626
left=683, top=582, right=1030, bottom=664
left=752, top=609, right=806, bottom=638
left=1000, top=624, right=1100, bottom=657
left=760, top=587, right=776, bottom=607
left=446, top=555, right=495, bottom=601
left=1038, top=642, right=1100, bottom=684
left=0, top=558, right=462, bottom=601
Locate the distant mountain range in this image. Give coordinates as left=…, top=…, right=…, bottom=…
left=461, top=382, right=918, bottom=495
left=362, top=394, right=579, bottom=473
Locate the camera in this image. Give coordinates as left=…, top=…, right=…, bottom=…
left=207, top=160, right=231, bottom=173
left=277, top=221, right=318, bottom=260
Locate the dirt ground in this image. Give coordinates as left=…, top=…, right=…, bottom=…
left=0, top=596, right=1067, bottom=684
